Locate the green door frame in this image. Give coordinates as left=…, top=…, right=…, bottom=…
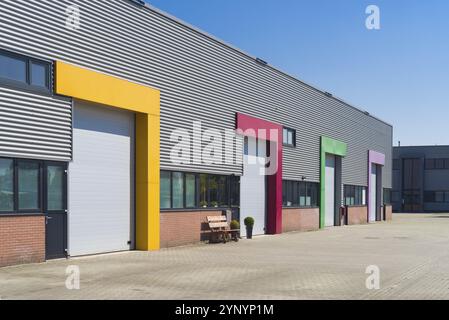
left=320, top=136, right=347, bottom=228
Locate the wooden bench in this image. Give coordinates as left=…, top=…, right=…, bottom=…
left=207, top=216, right=239, bottom=243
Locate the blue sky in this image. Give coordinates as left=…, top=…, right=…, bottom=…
left=146, top=0, right=449, bottom=146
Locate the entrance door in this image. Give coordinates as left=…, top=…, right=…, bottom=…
left=240, top=137, right=266, bottom=236
left=45, top=163, right=67, bottom=260
left=325, top=154, right=336, bottom=227
left=402, top=158, right=422, bottom=212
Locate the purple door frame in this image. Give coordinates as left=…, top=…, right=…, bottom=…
left=368, top=150, right=385, bottom=222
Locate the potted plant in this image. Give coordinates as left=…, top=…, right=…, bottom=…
left=244, top=217, right=255, bottom=239
left=230, top=220, right=240, bottom=242
left=211, top=201, right=219, bottom=208
left=200, top=201, right=208, bottom=208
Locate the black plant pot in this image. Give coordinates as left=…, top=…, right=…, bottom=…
left=246, top=225, right=253, bottom=239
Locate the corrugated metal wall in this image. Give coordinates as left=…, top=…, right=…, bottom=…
left=0, top=0, right=392, bottom=187
left=0, top=87, right=72, bottom=161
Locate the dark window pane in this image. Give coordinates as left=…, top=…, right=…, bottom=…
left=0, top=159, right=14, bottom=212
left=436, top=159, right=445, bottom=169
left=185, top=174, right=196, bottom=208
left=18, top=162, right=39, bottom=210
left=160, top=171, right=171, bottom=209
left=445, top=159, right=449, bottom=169
left=383, top=188, right=391, bottom=204
left=208, top=175, right=219, bottom=207
left=217, top=176, right=228, bottom=207
left=172, top=172, right=184, bottom=209
left=310, top=183, right=318, bottom=207
left=435, top=191, right=445, bottom=202
left=31, top=62, right=48, bottom=88
left=47, top=165, right=64, bottom=211
left=282, top=180, right=288, bottom=206
left=299, top=182, right=306, bottom=206
left=0, top=54, right=27, bottom=83
left=230, top=176, right=240, bottom=207
left=199, top=174, right=208, bottom=207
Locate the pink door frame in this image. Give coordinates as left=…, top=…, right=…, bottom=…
left=368, top=150, right=385, bottom=222
left=236, top=113, right=283, bottom=234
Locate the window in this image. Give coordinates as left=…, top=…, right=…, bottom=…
left=47, top=165, right=64, bottom=211
left=383, top=188, right=392, bottom=205
left=283, top=180, right=319, bottom=207
left=172, top=172, right=184, bottom=209
left=161, top=171, right=239, bottom=210
left=0, top=158, right=67, bottom=215
left=0, top=159, right=14, bottom=212
left=425, top=158, right=449, bottom=170
left=160, top=171, right=171, bottom=209
left=344, top=185, right=367, bottom=206
left=185, top=174, right=196, bottom=208
left=17, top=161, right=40, bottom=211
left=425, top=191, right=449, bottom=203
left=283, top=127, right=296, bottom=147
left=0, top=49, right=52, bottom=93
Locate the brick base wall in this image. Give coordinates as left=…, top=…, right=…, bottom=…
left=282, top=208, right=320, bottom=233
left=160, top=211, right=223, bottom=248
left=347, top=206, right=368, bottom=225
left=385, top=205, right=393, bottom=221
left=0, top=216, right=45, bottom=268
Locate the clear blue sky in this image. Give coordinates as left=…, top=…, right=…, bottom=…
left=147, top=0, right=449, bottom=146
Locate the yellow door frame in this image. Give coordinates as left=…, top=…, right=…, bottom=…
left=55, top=61, right=160, bottom=251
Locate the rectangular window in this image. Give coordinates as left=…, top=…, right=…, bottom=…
left=0, top=54, right=27, bottom=83
left=436, top=159, right=445, bottom=170
left=344, top=185, right=367, bottom=206
left=185, top=174, right=196, bottom=208
left=283, top=127, right=296, bottom=147
left=0, top=50, right=52, bottom=93
left=424, top=191, right=435, bottom=203
left=383, top=188, right=392, bottom=205
left=47, top=165, right=64, bottom=211
left=172, top=172, right=184, bottom=209
left=160, top=171, right=171, bottom=209
left=283, top=180, right=319, bottom=207
left=435, top=191, right=445, bottom=203
left=229, top=175, right=240, bottom=207
left=18, top=161, right=40, bottom=211
left=0, top=159, right=14, bottom=212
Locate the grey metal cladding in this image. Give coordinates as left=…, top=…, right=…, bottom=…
left=0, top=86, right=72, bottom=161
left=0, top=0, right=392, bottom=187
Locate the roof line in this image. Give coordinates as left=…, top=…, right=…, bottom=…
left=394, top=145, right=449, bottom=148
left=143, top=2, right=392, bottom=128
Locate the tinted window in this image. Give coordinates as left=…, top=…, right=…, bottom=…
left=160, top=171, right=171, bottom=209
left=31, top=62, right=48, bottom=87
left=0, top=54, right=27, bottom=83
left=172, top=172, right=184, bottom=209
left=47, top=165, right=64, bottom=211
left=18, top=161, right=40, bottom=211
left=0, top=159, right=14, bottom=212
left=185, top=174, right=196, bottom=208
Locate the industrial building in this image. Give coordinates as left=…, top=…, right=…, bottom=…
left=392, top=145, right=449, bottom=213
left=0, top=0, right=392, bottom=267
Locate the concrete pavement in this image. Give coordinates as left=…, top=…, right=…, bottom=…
left=1, top=214, right=449, bottom=300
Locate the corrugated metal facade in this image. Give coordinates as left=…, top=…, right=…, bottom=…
left=0, top=0, right=392, bottom=187
left=0, top=86, right=72, bottom=161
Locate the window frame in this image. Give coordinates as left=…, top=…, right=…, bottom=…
left=0, top=157, right=66, bottom=216
left=0, top=49, right=53, bottom=95
left=160, top=171, right=239, bottom=211
left=282, top=179, right=320, bottom=208
left=344, top=185, right=367, bottom=207
left=282, top=127, right=296, bottom=148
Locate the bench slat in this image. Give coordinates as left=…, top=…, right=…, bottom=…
left=209, top=222, right=229, bottom=229
left=207, top=216, right=227, bottom=222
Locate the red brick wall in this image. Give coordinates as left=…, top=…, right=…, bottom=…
left=347, top=206, right=368, bottom=225
left=0, top=216, right=45, bottom=267
left=385, top=205, right=393, bottom=221
left=282, top=208, right=319, bottom=233
left=160, top=211, right=223, bottom=248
